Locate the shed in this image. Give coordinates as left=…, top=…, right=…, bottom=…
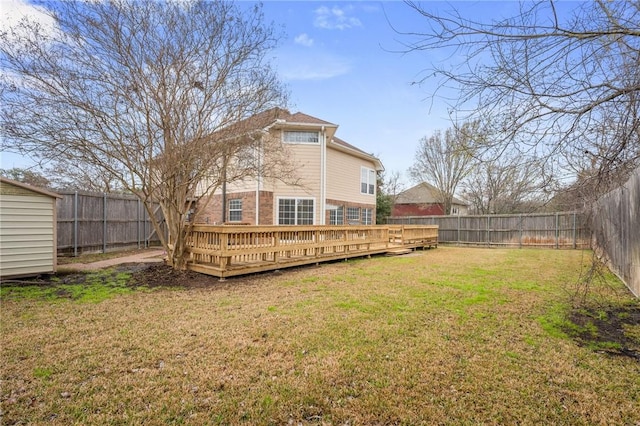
left=0, top=177, right=62, bottom=279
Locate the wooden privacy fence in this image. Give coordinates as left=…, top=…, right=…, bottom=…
left=386, top=212, right=589, bottom=249
left=185, top=224, right=438, bottom=278
left=57, top=191, right=165, bottom=256
left=592, top=168, right=640, bottom=298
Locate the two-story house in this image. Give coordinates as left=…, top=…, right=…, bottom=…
left=198, top=108, right=384, bottom=225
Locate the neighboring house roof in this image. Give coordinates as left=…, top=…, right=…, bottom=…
left=396, top=182, right=467, bottom=206
left=0, top=177, right=62, bottom=199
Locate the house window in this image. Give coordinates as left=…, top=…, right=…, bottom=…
left=278, top=198, right=314, bottom=225
left=360, top=167, right=376, bottom=195
left=329, top=205, right=344, bottom=225
left=186, top=207, right=195, bottom=222
left=283, top=131, right=319, bottom=144
left=228, top=199, right=242, bottom=222
left=346, top=207, right=360, bottom=224
left=362, top=208, right=373, bottom=225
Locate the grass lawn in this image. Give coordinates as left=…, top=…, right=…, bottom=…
left=1, top=247, right=639, bottom=425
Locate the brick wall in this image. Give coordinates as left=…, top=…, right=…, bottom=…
left=392, top=203, right=445, bottom=216
left=196, top=191, right=274, bottom=225
left=197, top=194, right=374, bottom=225
left=325, top=198, right=377, bottom=225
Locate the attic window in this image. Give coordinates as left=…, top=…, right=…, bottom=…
left=283, top=131, right=319, bottom=144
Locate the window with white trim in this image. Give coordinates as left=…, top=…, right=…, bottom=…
left=346, top=207, right=360, bottom=224
left=283, top=131, right=319, bottom=144
left=362, top=208, right=373, bottom=225
left=329, top=205, right=344, bottom=225
left=360, top=167, right=376, bottom=195
left=228, top=199, right=242, bottom=222
left=278, top=198, right=314, bottom=225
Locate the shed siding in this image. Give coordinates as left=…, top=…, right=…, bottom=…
left=0, top=193, right=56, bottom=277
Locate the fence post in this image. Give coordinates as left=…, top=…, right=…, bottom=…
left=519, top=214, right=523, bottom=249
left=144, top=207, right=148, bottom=248
left=103, top=193, right=107, bottom=253
left=555, top=212, right=559, bottom=249
left=573, top=211, right=577, bottom=249
left=137, top=199, right=141, bottom=249
left=457, top=215, right=461, bottom=245
left=487, top=215, right=491, bottom=247
left=74, top=191, right=78, bottom=257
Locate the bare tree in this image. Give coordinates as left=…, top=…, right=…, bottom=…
left=376, top=169, right=406, bottom=223
left=43, top=160, right=124, bottom=193
left=384, top=170, right=407, bottom=206
left=409, top=122, right=478, bottom=214
left=402, top=0, right=640, bottom=198
left=461, top=154, right=553, bottom=214
left=1, top=0, right=289, bottom=269
left=0, top=168, right=51, bottom=188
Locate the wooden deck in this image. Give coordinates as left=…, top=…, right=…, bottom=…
left=185, top=225, right=438, bottom=279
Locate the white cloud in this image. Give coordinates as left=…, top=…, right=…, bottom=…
left=0, top=0, right=56, bottom=33
left=278, top=50, right=351, bottom=81
left=294, top=33, right=314, bottom=47
left=313, top=5, right=362, bottom=30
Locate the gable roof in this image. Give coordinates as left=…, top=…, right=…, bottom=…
left=220, top=107, right=383, bottom=170
left=396, top=182, right=467, bottom=206
left=329, top=136, right=383, bottom=171
left=286, top=111, right=336, bottom=126
left=224, top=107, right=336, bottom=132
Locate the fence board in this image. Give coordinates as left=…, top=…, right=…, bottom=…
left=386, top=212, right=589, bottom=249
left=56, top=191, right=165, bottom=255
left=592, top=168, right=640, bottom=297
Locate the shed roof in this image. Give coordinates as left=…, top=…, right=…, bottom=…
left=396, top=182, right=467, bottom=206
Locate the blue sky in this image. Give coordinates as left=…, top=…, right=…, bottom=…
left=1, top=0, right=525, bottom=185
left=261, top=1, right=453, bottom=182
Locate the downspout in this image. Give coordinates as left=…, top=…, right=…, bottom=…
left=222, top=157, right=227, bottom=223
left=255, top=137, right=261, bottom=225
left=320, top=126, right=326, bottom=225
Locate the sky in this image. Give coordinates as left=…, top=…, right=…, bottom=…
left=0, top=0, right=523, bottom=185
left=259, top=0, right=489, bottom=183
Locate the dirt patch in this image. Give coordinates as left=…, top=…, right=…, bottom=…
left=128, top=263, right=223, bottom=288
left=566, top=305, right=640, bottom=360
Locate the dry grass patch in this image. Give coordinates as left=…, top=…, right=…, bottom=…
left=1, top=247, right=639, bottom=425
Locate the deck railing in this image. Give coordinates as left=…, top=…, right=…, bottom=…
left=185, top=224, right=438, bottom=278
left=388, top=225, right=439, bottom=246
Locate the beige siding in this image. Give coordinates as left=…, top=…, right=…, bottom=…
left=0, top=194, right=56, bottom=277
left=326, top=147, right=377, bottom=205
left=223, top=178, right=260, bottom=194
left=196, top=125, right=378, bottom=225
left=269, top=143, right=322, bottom=223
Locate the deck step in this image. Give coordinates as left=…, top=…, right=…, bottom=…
left=385, top=248, right=413, bottom=256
